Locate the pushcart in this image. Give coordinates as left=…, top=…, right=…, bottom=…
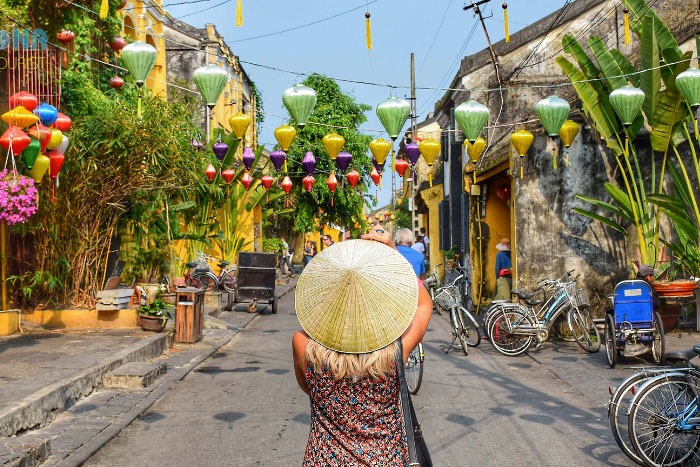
left=235, top=252, right=277, bottom=313
left=604, top=280, right=665, bottom=368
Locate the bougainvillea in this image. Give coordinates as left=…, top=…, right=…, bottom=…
left=0, top=170, right=38, bottom=225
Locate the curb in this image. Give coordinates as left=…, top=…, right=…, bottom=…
left=0, top=333, right=171, bottom=439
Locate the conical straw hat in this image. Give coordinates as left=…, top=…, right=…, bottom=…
left=295, top=239, right=419, bottom=354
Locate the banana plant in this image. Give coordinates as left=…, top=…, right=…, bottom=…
left=558, top=1, right=690, bottom=267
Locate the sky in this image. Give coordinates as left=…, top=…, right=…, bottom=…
left=163, top=0, right=565, bottom=208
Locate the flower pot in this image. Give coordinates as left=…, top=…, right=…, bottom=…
left=159, top=293, right=177, bottom=306
left=445, top=259, right=455, bottom=269
left=141, top=284, right=161, bottom=304
left=651, top=280, right=698, bottom=297
left=139, top=314, right=165, bottom=332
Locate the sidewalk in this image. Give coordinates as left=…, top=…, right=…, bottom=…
left=0, top=278, right=297, bottom=466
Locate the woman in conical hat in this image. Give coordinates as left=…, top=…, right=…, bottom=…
left=292, top=224, right=433, bottom=466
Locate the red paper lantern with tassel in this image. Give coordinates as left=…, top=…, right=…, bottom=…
left=346, top=170, right=360, bottom=188
left=371, top=167, right=380, bottom=186
left=303, top=175, right=315, bottom=193
left=110, top=76, right=124, bottom=90
left=205, top=164, right=216, bottom=182
left=327, top=172, right=338, bottom=206
left=281, top=176, right=293, bottom=194
left=395, top=158, right=408, bottom=177
left=109, top=37, right=126, bottom=52
left=0, top=127, right=30, bottom=154
left=261, top=175, right=274, bottom=202
left=51, top=114, right=72, bottom=132
left=221, top=169, right=235, bottom=184
left=28, top=124, right=53, bottom=153
left=48, top=150, right=65, bottom=203
left=241, top=172, right=253, bottom=190
left=9, top=92, right=38, bottom=111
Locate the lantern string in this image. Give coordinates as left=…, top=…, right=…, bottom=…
left=503, top=3, right=510, bottom=43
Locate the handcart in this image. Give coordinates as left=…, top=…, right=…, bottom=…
left=235, top=252, right=277, bottom=313
left=604, top=280, right=665, bottom=368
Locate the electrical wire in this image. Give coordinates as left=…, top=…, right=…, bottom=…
left=417, top=0, right=453, bottom=73
left=175, top=0, right=231, bottom=19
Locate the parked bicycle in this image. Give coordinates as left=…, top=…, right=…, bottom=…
left=484, top=270, right=600, bottom=357
left=184, top=251, right=237, bottom=293
left=424, top=264, right=441, bottom=315
left=434, top=273, right=481, bottom=355
left=404, top=340, right=424, bottom=394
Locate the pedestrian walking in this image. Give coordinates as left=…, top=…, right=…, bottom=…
left=395, top=228, right=426, bottom=279
left=412, top=235, right=427, bottom=261
left=280, top=237, right=296, bottom=278
left=494, top=238, right=512, bottom=300
left=420, top=227, right=430, bottom=260
left=292, top=226, right=432, bottom=466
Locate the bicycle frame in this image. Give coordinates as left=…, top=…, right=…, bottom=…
left=631, top=370, right=700, bottom=430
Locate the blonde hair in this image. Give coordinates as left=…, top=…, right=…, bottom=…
left=305, top=339, right=398, bottom=381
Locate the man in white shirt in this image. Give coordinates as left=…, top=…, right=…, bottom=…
left=280, top=237, right=295, bottom=278
left=412, top=235, right=426, bottom=259
left=420, top=227, right=430, bottom=259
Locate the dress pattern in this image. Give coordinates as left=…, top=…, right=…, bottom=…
left=302, top=364, right=409, bottom=466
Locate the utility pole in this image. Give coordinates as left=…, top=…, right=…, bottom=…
left=463, top=0, right=502, bottom=84
left=410, top=52, right=417, bottom=237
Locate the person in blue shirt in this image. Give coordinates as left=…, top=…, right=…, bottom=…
left=395, top=228, right=425, bottom=279
left=494, top=238, right=512, bottom=300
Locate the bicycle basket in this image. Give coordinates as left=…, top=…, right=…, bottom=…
left=434, top=285, right=460, bottom=309
left=565, top=284, right=590, bottom=308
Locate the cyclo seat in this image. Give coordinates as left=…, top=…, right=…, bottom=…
left=218, top=261, right=230, bottom=267
left=524, top=298, right=542, bottom=306
left=186, top=262, right=198, bottom=268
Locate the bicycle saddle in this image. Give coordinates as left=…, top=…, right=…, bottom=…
left=664, top=348, right=698, bottom=362
left=218, top=261, right=230, bottom=267
left=512, top=289, right=537, bottom=299
left=524, top=298, right=542, bottom=306
left=186, top=262, right=198, bottom=268
left=194, top=268, right=209, bottom=273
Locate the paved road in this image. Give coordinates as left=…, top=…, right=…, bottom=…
left=87, top=289, right=633, bottom=466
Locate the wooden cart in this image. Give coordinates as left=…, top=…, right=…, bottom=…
left=235, top=252, right=277, bottom=313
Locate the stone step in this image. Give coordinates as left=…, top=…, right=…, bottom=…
left=102, top=361, right=167, bottom=389
left=95, top=288, right=134, bottom=299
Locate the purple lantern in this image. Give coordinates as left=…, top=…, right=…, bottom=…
left=191, top=138, right=204, bottom=151
left=242, top=146, right=256, bottom=170
left=372, top=156, right=384, bottom=174
left=212, top=142, right=228, bottom=162
left=270, top=150, right=286, bottom=172
left=335, top=151, right=352, bottom=174
left=302, top=151, right=316, bottom=176
left=405, top=142, right=420, bottom=166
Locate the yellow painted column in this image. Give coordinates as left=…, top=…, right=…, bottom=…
left=1, top=223, right=6, bottom=310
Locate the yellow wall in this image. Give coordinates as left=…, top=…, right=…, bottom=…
left=419, top=183, right=444, bottom=279
left=22, top=309, right=138, bottom=329
left=0, top=310, right=18, bottom=336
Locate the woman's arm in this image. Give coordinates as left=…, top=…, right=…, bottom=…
left=400, top=282, right=432, bottom=362
left=292, top=331, right=311, bottom=395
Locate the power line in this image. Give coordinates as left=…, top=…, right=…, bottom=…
left=417, top=0, right=453, bottom=73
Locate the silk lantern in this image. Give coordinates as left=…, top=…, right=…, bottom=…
left=336, top=151, right=352, bottom=174
left=28, top=125, right=52, bottom=153
left=2, top=106, right=39, bottom=128
left=9, top=92, right=38, bottom=111
left=47, top=129, right=63, bottom=150
left=302, top=151, right=316, bottom=176
left=110, top=76, right=124, bottom=90
left=52, top=113, right=72, bottom=132
left=283, top=84, right=317, bottom=128
left=21, top=139, right=41, bottom=169
left=35, top=103, right=58, bottom=126
left=0, top=127, right=30, bottom=155
left=274, top=125, right=296, bottom=172
left=322, top=133, right=345, bottom=161
left=29, top=154, right=49, bottom=183
left=327, top=172, right=338, bottom=206
left=242, top=146, right=255, bottom=171
left=370, top=166, right=381, bottom=197
left=558, top=120, right=579, bottom=166
left=302, top=175, right=315, bottom=193
left=281, top=175, right=293, bottom=194
left=455, top=100, right=489, bottom=143
left=221, top=169, right=235, bottom=184
left=676, top=68, right=700, bottom=109
left=229, top=112, right=251, bottom=140
left=261, top=174, right=274, bottom=202
left=609, top=86, right=645, bottom=127
left=419, top=139, right=440, bottom=187
left=48, top=150, right=65, bottom=201
left=465, top=138, right=486, bottom=183
left=121, top=42, right=157, bottom=117
left=109, top=36, right=126, bottom=52
left=193, top=65, right=228, bottom=108
left=405, top=142, right=420, bottom=167
left=346, top=169, right=360, bottom=189
left=56, top=29, right=74, bottom=62
left=376, top=97, right=410, bottom=140
left=395, top=158, right=409, bottom=177
left=370, top=138, right=391, bottom=167
left=535, top=96, right=570, bottom=169
left=205, top=164, right=217, bottom=182
left=270, top=150, right=286, bottom=172
left=213, top=142, right=228, bottom=162
left=372, top=156, right=384, bottom=174
left=496, top=184, right=510, bottom=201
left=57, top=135, right=70, bottom=155
left=241, top=172, right=253, bottom=190
left=510, top=130, right=533, bottom=178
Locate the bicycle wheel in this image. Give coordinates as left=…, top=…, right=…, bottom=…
left=405, top=344, right=423, bottom=395
left=449, top=307, right=469, bottom=356
left=651, top=311, right=665, bottom=365
left=608, top=371, right=656, bottom=466
left=551, top=314, right=576, bottom=342
left=628, top=374, right=700, bottom=466
left=488, top=309, right=534, bottom=357
left=220, top=271, right=237, bottom=293
left=186, top=272, right=218, bottom=292
left=459, top=307, right=481, bottom=347
left=605, top=314, right=617, bottom=368
left=568, top=306, right=601, bottom=353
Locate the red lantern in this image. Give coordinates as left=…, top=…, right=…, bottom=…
left=496, top=184, right=511, bottom=201
left=110, top=76, right=124, bottom=90
left=205, top=163, right=216, bottom=182
left=48, top=150, right=65, bottom=178
left=261, top=175, right=274, bottom=191
left=241, top=172, right=253, bottom=190
left=395, top=158, right=409, bottom=177
left=346, top=169, right=360, bottom=188
left=222, top=169, right=235, bottom=184
left=281, top=175, right=293, bottom=194
left=109, top=37, right=126, bottom=52
left=0, top=127, right=30, bottom=154
left=9, top=92, right=38, bottom=111
left=56, top=29, right=75, bottom=46
left=28, top=124, right=52, bottom=153
left=302, top=175, right=315, bottom=193
left=327, top=172, right=338, bottom=206
left=51, top=114, right=72, bottom=132
left=371, top=167, right=380, bottom=186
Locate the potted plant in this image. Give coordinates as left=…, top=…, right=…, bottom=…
left=441, top=246, right=457, bottom=269
left=138, top=298, right=173, bottom=332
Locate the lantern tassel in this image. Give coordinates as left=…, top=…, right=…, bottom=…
left=694, top=117, right=699, bottom=141
left=520, top=163, right=523, bottom=179
left=623, top=7, right=630, bottom=45
left=99, top=0, right=109, bottom=19
left=284, top=160, right=288, bottom=173
left=331, top=194, right=334, bottom=207
left=365, top=13, right=372, bottom=51
left=429, top=173, right=433, bottom=187
left=391, top=150, right=396, bottom=171
left=236, top=0, right=243, bottom=27
left=137, top=88, right=142, bottom=119
left=566, top=149, right=569, bottom=166
left=503, top=4, right=510, bottom=43
left=552, top=149, right=557, bottom=170
left=379, top=176, right=382, bottom=190
left=342, top=178, right=345, bottom=190
left=52, top=183, right=55, bottom=203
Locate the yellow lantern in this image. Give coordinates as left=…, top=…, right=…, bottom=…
left=2, top=106, right=39, bottom=128
left=30, top=154, right=49, bottom=183
left=369, top=138, right=391, bottom=166
left=274, top=125, right=296, bottom=151
left=418, top=139, right=441, bottom=187
left=47, top=129, right=63, bottom=150
left=229, top=112, right=251, bottom=140
left=558, top=120, right=579, bottom=166
left=322, top=133, right=345, bottom=160
left=464, top=138, right=486, bottom=182
left=510, top=130, right=533, bottom=179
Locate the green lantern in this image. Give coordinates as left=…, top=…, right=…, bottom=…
left=609, top=86, right=644, bottom=127
left=676, top=68, right=700, bottom=109
left=193, top=65, right=229, bottom=109
left=454, top=100, right=489, bottom=143
left=376, top=97, right=410, bottom=141
left=121, top=41, right=157, bottom=118
left=535, top=96, right=570, bottom=137
left=283, top=84, right=317, bottom=128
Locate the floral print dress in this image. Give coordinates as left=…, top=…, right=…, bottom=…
left=302, top=364, right=409, bottom=466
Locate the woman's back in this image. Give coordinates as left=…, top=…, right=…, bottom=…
left=303, top=364, right=408, bottom=466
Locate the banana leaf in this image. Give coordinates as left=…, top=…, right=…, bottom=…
left=572, top=208, right=628, bottom=234
left=640, top=15, right=660, bottom=127
left=627, top=0, right=681, bottom=62
left=575, top=193, right=629, bottom=220
left=604, top=182, right=636, bottom=219
left=588, top=36, right=627, bottom=91
left=610, top=50, right=640, bottom=87
left=563, top=33, right=601, bottom=81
